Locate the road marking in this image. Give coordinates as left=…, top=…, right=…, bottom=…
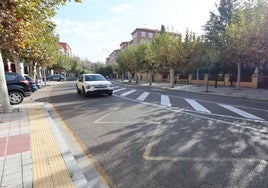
left=185, top=98, right=211, bottom=113
left=143, top=124, right=267, bottom=164
left=120, top=89, right=136, bottom=97
left=136, top=92, right=150, bottom=101
left=113, top=88, right=126, bottom=93
left=218, top=104, right=264, bottom=120
left=114, top=94, right=268, bottom=132
left=113, top=86, right=266, bottom=123
left=161, top=95, right=171, bottom=106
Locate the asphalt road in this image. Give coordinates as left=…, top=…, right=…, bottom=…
left=51, top=81, right=268, bottom=188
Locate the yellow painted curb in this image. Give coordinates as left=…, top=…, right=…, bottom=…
left=29, top=106, right=74, bottom=188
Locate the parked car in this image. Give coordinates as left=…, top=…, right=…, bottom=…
left=47, top=74, right=64, bottom=81
left=24, top=75, right=38, bottom=92
left=76, top=73, right=113, bottom=97
left=5, top=72, right=31, bottom=105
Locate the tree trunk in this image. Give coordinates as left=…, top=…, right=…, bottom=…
left=11, top=51, right=23, bottom=74
left=29, top=63, right=34, bottom=78
left=34, top=63, right=37, bottom=80
left=237, top=62, right=241, bottom=89
left=196, top=69, right=199, bottom=87
left=128, top=71, right=131, bottom=82
left=135, top=72, right=138, bottom=84
left=169, top=67, right=174, bottom=88
left=36, top=65, right=41, bottom=80
left=0, top=50, right=12, bottom=113
left=121, top=71, right=124, bottom=81
left=38, top=66, right=45, bottom=85
left=149, top=70, right=152, bottom=86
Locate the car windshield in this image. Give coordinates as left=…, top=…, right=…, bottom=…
left=85, top=75, right=106, bottom=81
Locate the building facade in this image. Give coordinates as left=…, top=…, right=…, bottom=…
left=59, top=42, right=72, bottom=57
left=105, top=49, right=120, bottom=66
left=131, top=28, right=158, bottom=45
left=105, top=28, right=158, bottom=66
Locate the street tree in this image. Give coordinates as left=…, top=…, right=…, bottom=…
left=0, top=0, right=81, bottom=112
left=152, top=31, right=183, bottom=88
left=181, top=30, right=197, bottom=79
left=139, top=42, right=159, bottom=86
left=204, top=0, right=238, bottom=47
left=116, top=49, right=130, bottom=81
left=121, top=46, right=137, bottom=82
left=133, top=43, right=151, bottom=83
left=191, top=37, right=209, bottom=86
left=224, top=0, right=268, bottom=89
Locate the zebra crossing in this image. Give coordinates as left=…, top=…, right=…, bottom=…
left=112, top=86, right=265, bottom=121
left=185, top=98, right=211, bottom=114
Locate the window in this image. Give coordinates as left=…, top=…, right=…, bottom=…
left=149, top=32, right=153, bottom=38
left=5, top=73, right=16, bottom=81
left=141, top=31, right=146, bottom=38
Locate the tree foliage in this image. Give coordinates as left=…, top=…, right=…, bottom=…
left=0, top=0, right=82, bottom=112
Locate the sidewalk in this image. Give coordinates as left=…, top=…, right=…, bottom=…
left=0, top=83, right=107, bottom=188
left=0, top=81, right=267, bottom=188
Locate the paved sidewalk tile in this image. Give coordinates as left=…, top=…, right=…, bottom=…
left=0, top=108, right=32, bottom=188
left=29, top=105, right=74, bottom=188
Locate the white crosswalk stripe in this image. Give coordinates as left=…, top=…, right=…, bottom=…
left=136, top=92, right=150, bottom=101
left=161, top=95, right=171, bottom=106
left=113, top=88, right=126, bottom=93
left=185, top=98, right=211, bottom=113
left=218, top=104, right=263, bottom=120
left=113, top=86, right=265, bottom=120
left=120, top=89, right=136, bottom=97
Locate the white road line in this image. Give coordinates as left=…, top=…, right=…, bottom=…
left=120, top=89, right=136, bottom=97
left=113, top=88, right=126, bottom=93
left=218, top=104, right=264, bottom=120
left=114, top=94, right=267, bottom=132
left=185, top=99, right=211, bottom=113
left=161, top=95, right=171, bottom=106
left=136, top=92, right=150, bottom=101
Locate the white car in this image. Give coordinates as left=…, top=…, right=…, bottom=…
left=76, top=74, right=113, bottom=97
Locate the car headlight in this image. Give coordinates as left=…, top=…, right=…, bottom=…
left=86, top=85, right=92, bottom=89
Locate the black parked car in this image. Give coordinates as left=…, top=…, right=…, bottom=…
left=5, top=72, right=31, bottom=105
left=24, top=75, right=38, bottom=92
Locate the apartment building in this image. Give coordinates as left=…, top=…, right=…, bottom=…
left=105, top=28, right=158, bottom=66
left=120, top=41, right=131, bottom=49
left=59, top=42, right=72, bottom=57
left=131, top=28, right=158, bottom=45
left=105, top=49, right=120, bottom=66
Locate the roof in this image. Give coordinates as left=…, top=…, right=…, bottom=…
left=131, top=28, right=158, bottom=35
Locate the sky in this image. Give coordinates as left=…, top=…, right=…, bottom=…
left=53, top=0, right=219, bottom=63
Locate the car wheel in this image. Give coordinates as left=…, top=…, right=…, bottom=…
left=76, top=85, right=81, bottom=94
left=82, top=87, right=87, bottom=97
left=9, top=91, right=24, bottom=105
